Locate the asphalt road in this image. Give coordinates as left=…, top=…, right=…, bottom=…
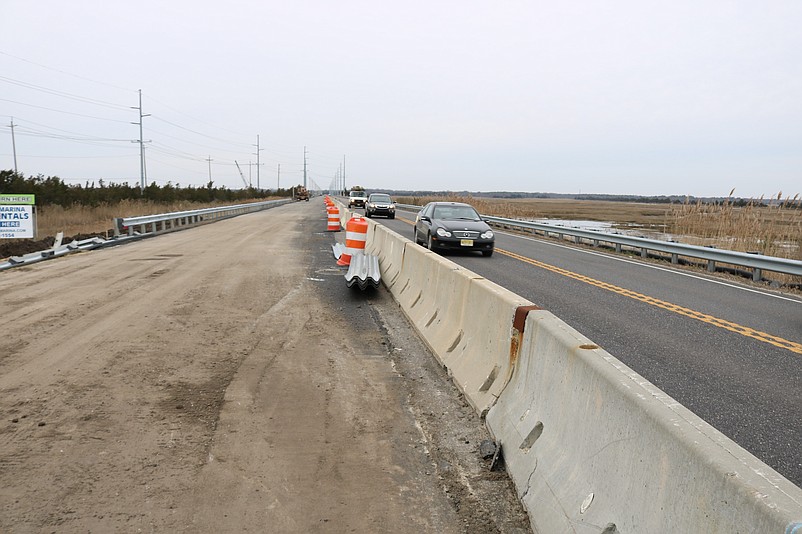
left=370, top=205, right=802, bottom=488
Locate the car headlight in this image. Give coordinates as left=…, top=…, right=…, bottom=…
left=436, top=228, right=452, bottom=238
left=480, top=230, right=494, bottom=239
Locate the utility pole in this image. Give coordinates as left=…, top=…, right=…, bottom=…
left=9, top=117, right=18, bottom=173
left=253, top=135, right=263, bottom=190
left=131, top=89, right=150, bottom=193
left=303, top=146, right=308, bottom=189
left=277, top=163, right=281, bottom=190
left=342, top=155, right=346, bottom=192
left=206, top=156, right=213, bottom=184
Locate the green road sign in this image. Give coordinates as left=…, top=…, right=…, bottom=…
left=0, top=194, right=35, bottom=205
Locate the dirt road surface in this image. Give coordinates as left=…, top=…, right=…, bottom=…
left=0, top=201, right=530, bottom=533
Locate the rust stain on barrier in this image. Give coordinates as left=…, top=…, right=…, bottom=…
left=513, top=305, right=541, bottom=332
left=510, top=305, right=542, bottom=366
left=498, top=247, right=802, bottom=356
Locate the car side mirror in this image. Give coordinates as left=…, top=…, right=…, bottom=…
left=420, top=215, right=430, bottom=222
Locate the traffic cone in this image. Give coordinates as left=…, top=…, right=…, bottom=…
left=337, top=215, right=368, bottom=266
left=327, top=206, right=340, bottom=232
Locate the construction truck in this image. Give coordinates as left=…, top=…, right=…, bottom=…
left=295, top=186, right=310, bottom=201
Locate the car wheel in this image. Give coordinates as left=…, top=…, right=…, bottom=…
left=482, top=249, right=494, bottom=257
left=427, top=233, right=436, bottom=251
left=389, top=214, right=395, bottom=219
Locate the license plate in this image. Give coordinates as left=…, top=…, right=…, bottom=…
left=460, top=239, right=474, bottom=247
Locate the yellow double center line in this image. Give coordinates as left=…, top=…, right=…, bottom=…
left=497, top=248, right=802, bottom=355
left=396, top=215, right=801, bottom=355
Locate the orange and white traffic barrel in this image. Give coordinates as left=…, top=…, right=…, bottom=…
left=327, top=206, right=340, bottom=232
left=337, top=215, right=368, bottom=266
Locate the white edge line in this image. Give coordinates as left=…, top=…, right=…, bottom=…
left=498, top=230, right=802, bottom=305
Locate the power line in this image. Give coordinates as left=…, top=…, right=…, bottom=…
left=0, top=50, right=136, bottom=93
left=144, top=92, right=252, bottom=139
left=1, top=51, right=320, bottom=185
left=0, top=152, right=136, bottom=160
left=147, top=144, right=204, bottom=161
left=0, top=97, right=131, bottom=123
left=145, top=125, right=252, bottom=155
left=13, top=128, right=130, bottom=143
left=5, top=116, right=128, bottom=140
left=0, top=75, right=131, bottom=111
left=150, top=116, right=251, bottom=149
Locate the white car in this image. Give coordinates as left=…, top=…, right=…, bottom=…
left=348, top=190, right=367, bottom=208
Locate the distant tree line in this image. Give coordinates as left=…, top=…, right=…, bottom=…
left=0, top=170, right=304, bottom=206
left=372, top=188, right=799, bottom=208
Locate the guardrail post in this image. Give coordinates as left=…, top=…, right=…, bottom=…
left=753, top=268, right=762, bottom=282
left=477, top=213, right=802, bottom=280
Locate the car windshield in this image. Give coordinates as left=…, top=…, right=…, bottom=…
left=432, top=206, right=480, bottom=221
left=370, top=195, right=391, bottom=203
left=350, top=191, right=367, bottom=197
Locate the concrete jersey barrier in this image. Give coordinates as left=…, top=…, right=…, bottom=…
left=486, top=311, right=802, bottom=533
left=352, top=204, right=802, bottom=533
left=381, top=239, right=534, bottom=415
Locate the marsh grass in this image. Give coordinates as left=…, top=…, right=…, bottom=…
left=397, top=195, right=670, bottom=228
left=398, top=193, right=802, bottom=262
left=668, top=193, right=801, bottom=261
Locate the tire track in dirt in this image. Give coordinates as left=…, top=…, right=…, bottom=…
left=0, top=203, right=531, bottom=533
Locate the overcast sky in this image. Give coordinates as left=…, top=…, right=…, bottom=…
left=2, top=1, right=801, bottom=197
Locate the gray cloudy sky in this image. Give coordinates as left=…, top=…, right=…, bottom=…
left=2, top=1, right=801, bottom=197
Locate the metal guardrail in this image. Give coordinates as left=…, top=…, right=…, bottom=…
left=2, top=199, right=293, bottom=271
left=114, top=198, right=293, bottom=236
left=0, top=234, right=142, bottom=271
left=394, top=203, right=802, bottom=280
left=344, top=252, right=381, bottom=290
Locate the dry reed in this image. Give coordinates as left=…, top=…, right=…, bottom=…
left=667, top=192, right=801, bottom=261
left=398, top=193, right=802, bottom=261
left=31, top=199, right=278, bottom=239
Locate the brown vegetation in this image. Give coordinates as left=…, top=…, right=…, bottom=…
left=668, top=193, right=801, bottom=260
left=0, top=198, right=278, bottom=259
left=398, top=193, right=802, bottom=261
